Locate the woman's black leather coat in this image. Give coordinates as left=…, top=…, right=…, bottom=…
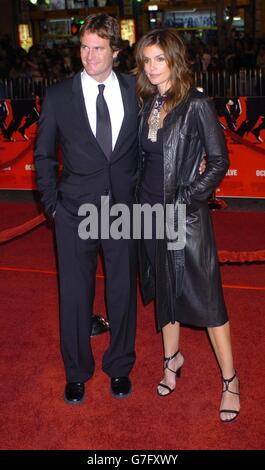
left=138, top=88, right=229, bottom=330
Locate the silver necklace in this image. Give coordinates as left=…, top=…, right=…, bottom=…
left=148, top=94, right=166, bottom=142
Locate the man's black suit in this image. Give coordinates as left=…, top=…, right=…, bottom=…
left=35, top=71, right=139, bottom=382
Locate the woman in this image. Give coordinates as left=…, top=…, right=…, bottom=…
left=135, top=29, right=240, bottom=423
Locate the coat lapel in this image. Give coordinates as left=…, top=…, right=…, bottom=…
left=71, top=72, right=107, bottom=159
left=111, top=72, right=134, bottom=160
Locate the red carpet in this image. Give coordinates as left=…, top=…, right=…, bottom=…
left=0, top=202, right=265, bottom=450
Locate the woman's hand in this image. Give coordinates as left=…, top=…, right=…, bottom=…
left=199, top=157, right=207, bottom=175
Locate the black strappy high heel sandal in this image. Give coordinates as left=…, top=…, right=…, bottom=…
left=157, top=350, right=183, bottom=397
left=220, top=371, right=240, bottom=423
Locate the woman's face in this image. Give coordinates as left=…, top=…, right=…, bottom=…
left=143, top=44, right=171, bottom=95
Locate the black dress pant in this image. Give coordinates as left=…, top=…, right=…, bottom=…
left=55, top=199, right=137, bottom=383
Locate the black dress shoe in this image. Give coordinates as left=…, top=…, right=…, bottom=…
left=110, top=377, right=132, bottom=398
left=64, top=382, right=85, bottom=404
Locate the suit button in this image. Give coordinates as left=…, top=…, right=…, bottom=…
left=104, top=189, right=109, bottom=195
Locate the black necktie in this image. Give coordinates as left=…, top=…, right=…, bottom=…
left=96, top=84, right=112, bottom=159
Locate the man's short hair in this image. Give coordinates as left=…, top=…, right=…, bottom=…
left=79, top=13, right=121, bottom=51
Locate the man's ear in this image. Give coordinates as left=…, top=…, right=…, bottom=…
left=113, top=50, right=119, bottom=60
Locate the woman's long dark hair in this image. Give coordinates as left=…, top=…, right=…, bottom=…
left=135, top=28, right=193, bottom=112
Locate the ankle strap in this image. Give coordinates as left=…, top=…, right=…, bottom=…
left=163, top=350, right=180, bottom=374
left=222, top=371, right=239, bottom=395
left=164, top=350, right=179, bottom=362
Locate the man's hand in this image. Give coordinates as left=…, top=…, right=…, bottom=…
left=199, top=157, right=207, bottom=175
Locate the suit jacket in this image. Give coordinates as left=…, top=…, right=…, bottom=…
left=35, top=71, right=139, bottom=216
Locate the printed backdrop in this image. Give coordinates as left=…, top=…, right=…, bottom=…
left=0, top=97, right=265, bottom=197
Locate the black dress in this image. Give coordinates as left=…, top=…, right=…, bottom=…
left=139, top=122, right=164, bottom=288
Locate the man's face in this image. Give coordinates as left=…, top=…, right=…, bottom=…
left=80, top=31, right=118, bottom=82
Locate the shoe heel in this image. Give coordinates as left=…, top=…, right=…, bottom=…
left=176, top=367, right=182, bottom=378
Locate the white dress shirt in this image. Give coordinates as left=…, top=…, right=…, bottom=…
left=81, top=70, right=124, bottom=151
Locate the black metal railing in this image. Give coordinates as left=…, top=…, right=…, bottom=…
left=194, top=69, right=264, bottom=97
left=1, top=69, right=265, bottom=99
left=1, top=77, right=58, bottom=100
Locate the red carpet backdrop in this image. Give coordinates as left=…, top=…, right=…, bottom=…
left=0, top=202, right=265, bottom=450
left=1, top=97, right=265, bottom=197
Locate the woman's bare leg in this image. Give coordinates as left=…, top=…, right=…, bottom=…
left=157, top=321, right=184, bottom=395
left=208, top=321, right=240, bottom=421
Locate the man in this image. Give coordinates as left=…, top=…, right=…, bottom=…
left=35, top=13, right=139, bottom=404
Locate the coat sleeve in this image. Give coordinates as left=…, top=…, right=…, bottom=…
left=179, top=97, right=229, bottom=211
left=34, top=89, right=59, bottom=216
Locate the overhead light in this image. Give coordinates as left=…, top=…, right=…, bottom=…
left=29, top=0, right=38, bottom=4
left=226, top=16, right=242, bottom=21
left=148, top=5, right=158, bottom=11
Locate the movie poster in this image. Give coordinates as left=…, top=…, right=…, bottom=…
left=0, top=97, right=264, bottom=197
